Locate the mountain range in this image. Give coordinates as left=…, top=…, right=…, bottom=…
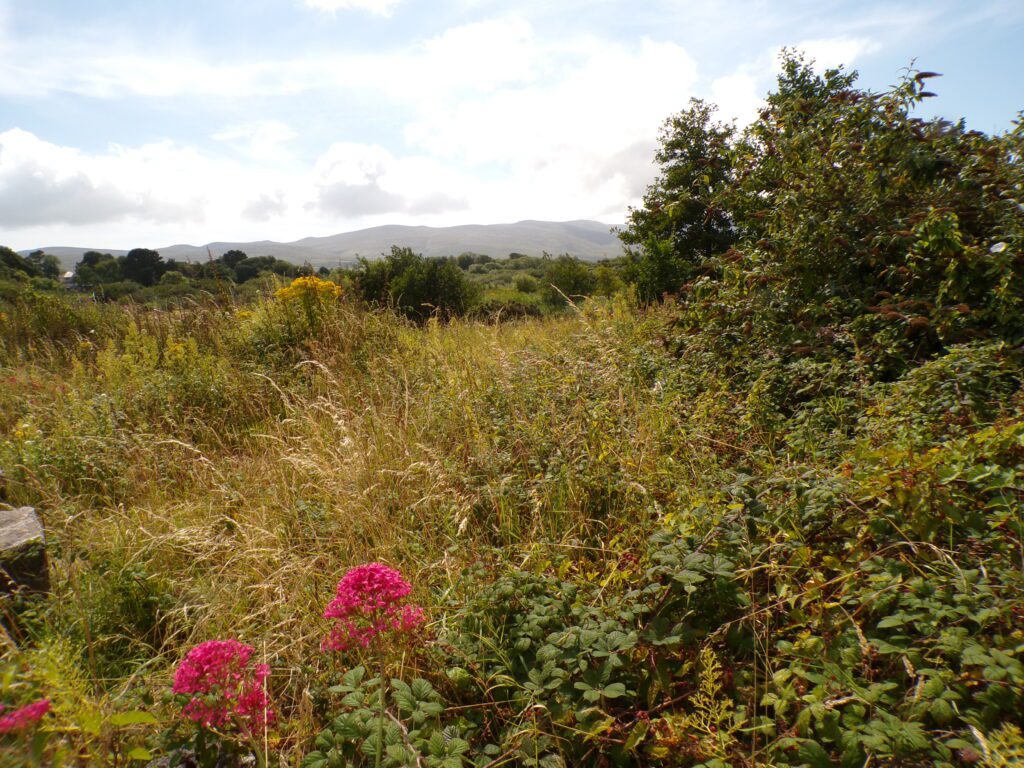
left=26, top=220, right=624, bottom=270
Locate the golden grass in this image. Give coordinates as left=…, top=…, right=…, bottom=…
left=1, top=292, right=729, bottom=762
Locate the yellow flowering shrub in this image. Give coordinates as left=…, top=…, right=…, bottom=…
left=274, top=275, right=342, bottom=304
left=269, top=275, right=344, bottom=342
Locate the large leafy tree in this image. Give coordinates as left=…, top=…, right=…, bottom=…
left=74, top=251, right=122, bottom=286
left=0, top=245, right=39, bottom=278
left=26, top=250, right=62, bottom=279
left=620, top=98, right=736, bottom=301
left=221, top=249, right=248, bottom=268
left=122, top=248, right=165, bottom=287
left=626, top=52, right=1024, bottom=376
left=722, top=54, right=1024, bottom=372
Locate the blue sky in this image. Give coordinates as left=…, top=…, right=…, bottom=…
left=1, top=0, right=1022, bottom=250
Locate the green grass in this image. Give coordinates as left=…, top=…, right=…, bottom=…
left=0, top=289, right=702, bottom=761
left=1, top=286, right=1022, bottom=766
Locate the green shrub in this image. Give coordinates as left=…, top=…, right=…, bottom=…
left=355, top=247, right=478, bottom=321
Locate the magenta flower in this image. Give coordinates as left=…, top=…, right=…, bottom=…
left=322, top=563, right=426, bottom=652
left=172, top=640, right=272, bottom=732
left=0, top=699, right=50, bottom=733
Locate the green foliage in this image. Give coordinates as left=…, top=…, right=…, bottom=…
left=303, top=668, right=468, bottom=768
left=620, top=99, right=736, bottom=302
left=355, top=247, right=478, bottom=321
left=0, top=245, right=41, bottom=280
left=974, top=724, right=1024, bottom=767
left=540, top=254, right=597, bottom=307
left=0, top=639, right=157, bottom=766
left=865, top=341, right=1022, bottom=446
left=3, top=52, right=1024, bottom=768
left=25, top=251, right=61, bottom=280
left=514, top=274, right=539, bottom=293
left=74, top=251, right=123, bottom=287
left=0, top=287, right=123, bottom=357
left=121, top=249, right=165, bottom=287
left=221, top=249, right=248, bottom=268
left=441, top=535, right=744, bottom=766
left=625, top=52, right=1024, bottom=382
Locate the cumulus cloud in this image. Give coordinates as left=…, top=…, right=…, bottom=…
left=0, top=160, right=138, bottom=227
left=414, top=17, right=541, bottom=92
left=313, top=142, right=467, bottom=217
left=243, top=192, right=288, bottom=222
left=0, top=129, right=204, bottom=227
left=303, top=0, right=402, bottom=16
left=588, top=139, right=659, bottom=203
left=710, top=71, right=763, bottom=124
left=784, top=37, right=881, bottom=72
left=4, top=9, right=900, bottom=247
left=213, top=121, right=298, bottom=163
left=405, top=192, right=467, bottom=215
left=318, top=183, right=406, bottom=216
left=0, top=17, right=703, bottom=244
left=399, top=31, right=699, bottom=220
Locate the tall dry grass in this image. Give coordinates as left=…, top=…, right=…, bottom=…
left=1, top=288, right=733, bottom=762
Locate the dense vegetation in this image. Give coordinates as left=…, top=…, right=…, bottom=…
left=1, top=240, right=617, bottom=319
left=1, top=54, right=1022, bottom=767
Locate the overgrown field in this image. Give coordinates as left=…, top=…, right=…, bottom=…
left=3, top=53, right=1024, bottom=766
left=0, top=280, right=1022, bottom=767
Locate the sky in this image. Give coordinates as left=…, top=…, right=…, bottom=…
left=1, top=0, right=1022, bottom=251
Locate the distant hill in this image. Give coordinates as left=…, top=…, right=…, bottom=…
left=25, top=220, right=623, bottom=270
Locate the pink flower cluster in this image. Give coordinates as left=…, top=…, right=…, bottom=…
left=172, top=640, right=272, bottom=732
left=0, top=699, right=50, bottom=733
left=322, top=563, right=426, bottom=651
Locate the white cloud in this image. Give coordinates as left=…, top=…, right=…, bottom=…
left=710, top=71, right=763, bottom=124
left=784, top=37, right=881, bottom=72
left=243, top=192, right=288, bottom=222
left=313, top=142, right=467, bottom=217
left=0, top=15, right=771, bottom=247
left=0, top=128, right=472, bottom=248
left=415, top=17, right=542, bottom=92
left=0, top=129, right=204, bottom=227
left=402, top=33, right=698, bottom=219
left=303, top=0, right=402, bottom=16
left=213, top=120, right=298, bottom=164
left=0, top=16, right=708, bottom=247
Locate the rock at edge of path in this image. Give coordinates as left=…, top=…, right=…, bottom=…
left=0, top=506, right=49, bottom=594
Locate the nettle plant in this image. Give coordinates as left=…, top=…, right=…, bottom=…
left=303, top=563, right=470, bottom=768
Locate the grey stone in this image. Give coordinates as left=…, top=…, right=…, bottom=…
left=0, top=506, right=49, bottom=594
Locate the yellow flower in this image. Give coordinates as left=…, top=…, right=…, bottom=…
left=274, top=275, right=342, bottom=303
